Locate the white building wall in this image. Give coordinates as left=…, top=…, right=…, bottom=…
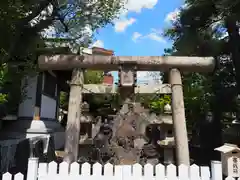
left=18, top=76, right=37, bottom=117
left=40, top=95, right=56, bottom=119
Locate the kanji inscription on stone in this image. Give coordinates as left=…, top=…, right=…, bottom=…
left=120, top=68, right=134, bottom=86
left=233, top=156, right=239, bottom=174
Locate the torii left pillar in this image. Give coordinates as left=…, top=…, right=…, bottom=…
left=64, top=68, right=84, bottom=163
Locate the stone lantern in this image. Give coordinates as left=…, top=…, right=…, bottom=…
left=79, top=102, right=93, bottom=144
left=157, top=103, right=175, bottom=165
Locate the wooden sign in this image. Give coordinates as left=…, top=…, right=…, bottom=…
left=228, top=155, right=240, bottom=177
left=215, top=144, right=240, bottom=177
left=232, top=156, right=239, bottom=175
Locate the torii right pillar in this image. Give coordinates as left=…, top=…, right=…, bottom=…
left=169, top=68, right=189, bottom=166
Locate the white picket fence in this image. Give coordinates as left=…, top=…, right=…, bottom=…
left=1, top=158, right=229, bottom=180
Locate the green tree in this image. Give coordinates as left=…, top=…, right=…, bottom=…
left=163, top=0, right=237, bottom=122
left=0, top=0, right=123, bottom=115
left=0, top=0, right=123, bottom=64
left=162, top=0, right=240, bottom=163
left=84, top=70, right=104, bottom=84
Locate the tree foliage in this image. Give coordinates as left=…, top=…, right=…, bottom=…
left=163, top=0, right=239, bottom=119
left=162, top=0, right=240, bottom=154
left=0, top=0, right=124, bottom=116
left=148, top=95, right=171, bottom=114
left=0, top=0, right=123, bottom=63
left=84, top=70, right=104, bottom=84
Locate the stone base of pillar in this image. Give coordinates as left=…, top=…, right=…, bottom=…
left=0, top=119, right=65, bottom=150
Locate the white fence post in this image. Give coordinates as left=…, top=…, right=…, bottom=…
left=2, top=173, right=12, bottom=180
left=14, top=173, right=24, bottom=180
left=211, top=161, right=222, bottom=180
left=3, top=159, right=226, bottom=180
left=26, top=157, right=39, bottom=180
left=200, top=166, right=210, bottom=180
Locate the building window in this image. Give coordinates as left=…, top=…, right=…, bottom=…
left=43, top=72, right=56, bottom=98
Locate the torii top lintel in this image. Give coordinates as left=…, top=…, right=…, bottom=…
left=38, top=54, right=215, bottom=72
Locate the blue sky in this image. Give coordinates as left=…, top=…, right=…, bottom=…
left=42, top=0, right=184, bottom=84
left=91, top=0, right=184, bottom=83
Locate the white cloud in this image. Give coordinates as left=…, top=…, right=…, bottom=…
left=125, top=0, right=158, bottom=13
left=164, top=8, right=180, bottom=23
left=147, top=34, right=165, bottom=43
left=114, top=18, right=136, bottom=32
left=114, top=0, right=158, bottom=32
left=132, top=29, right=166, bottom=43
left=146, top=32, right=166, bottom=43
left=92, top=40, right=104, bottom=48
left=132, top=32, right=142, bottom=42
left=164, top=4, right=188, bottom=23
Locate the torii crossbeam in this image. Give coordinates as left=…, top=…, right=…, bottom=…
left=38, top=55, right=214, bottom=72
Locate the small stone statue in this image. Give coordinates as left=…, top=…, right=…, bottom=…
left=92, top=123, right=114, bottom=163
left=206, top=112, right=213, bottom=123
left=140, top=124, right=161, bottom=165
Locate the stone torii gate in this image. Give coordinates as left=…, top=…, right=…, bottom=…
left=38, top=55, right=215, bottom=165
